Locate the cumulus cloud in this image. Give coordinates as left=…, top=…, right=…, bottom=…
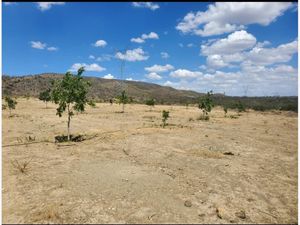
left=115, top=48, right=149, bottom=62
left=94, top=40, right=107, bottom=47
left=161, top=52, right=170, bottom=59
left=89, top=55, right=95, bottom=59
left=37, top=2, right=65, bottom=11
left=176, top=2, right=293, bottom=36
left=201, top=30, right=257, bottom=55
left=69, top=63, right=106, bottom=72
left=132, top=2, right=159, bottom=11
left=30, top=41, right=46, bottom=50
left=245, top=40, right=298, bottom=66
left=145, top=64, right=174, bottom=73
left=146, top=72, right=162, bottom=80
left=170, top=69, right=202, bottom=79
left=131, top=32, right=159, bottom=44
left=103, top=74, right=115, bottom=79
left=4, top=2, right=17, bottom=5
left=131, top=37, right=145, bottom=43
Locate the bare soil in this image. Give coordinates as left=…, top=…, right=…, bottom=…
left=2, top=98, right=298, bottom=224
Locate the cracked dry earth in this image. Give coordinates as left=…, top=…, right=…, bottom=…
left=2, top=98, right=298, bottom=224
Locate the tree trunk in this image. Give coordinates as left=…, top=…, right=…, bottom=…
left=67, top=104, right=71, bottom=141
left=45, top=102, right=47, bottom=109
left=122, top=103, right=125, bottom=113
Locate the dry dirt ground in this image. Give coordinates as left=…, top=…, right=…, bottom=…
left=2, top=98, right=298, bottom=224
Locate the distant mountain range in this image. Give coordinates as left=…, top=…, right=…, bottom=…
left=2, top=73, right=297, bottom=111
left=2, top=73, right=209, bottom=104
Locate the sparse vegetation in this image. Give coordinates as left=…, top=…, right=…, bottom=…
left=5, top=96, right=17, bottom=116
left=117, top=90, right=129, bottom=113
left=145, top=98, right=155, bottom=111
left=88, top=99, right=96, bottom=108
left=162, top=110, right=169, bottom=128
left=39, top=89, right=51, bottom=108
left=11, top=159, right=32, bottom=174
left=51, top=67, right=91, bottom=141
left=198, top=91, right=214, bottom=121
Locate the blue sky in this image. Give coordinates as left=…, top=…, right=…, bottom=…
left=2, top=2, right=298, bottom=96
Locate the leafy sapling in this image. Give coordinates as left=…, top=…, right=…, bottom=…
left=117, top=90, right=129, bottom=113
left=51, top=67, right=91, bottom=141
left=145, top=98, right=155, bottom=111
left=162, top=110, right=170, bottom=128
left=5, top=96, right=17, bottom=116
left=39, top=89, right=51, bottom=108
left=198, top=90, right=214, bottom=120
left=223, top=106, right=228, bottom=117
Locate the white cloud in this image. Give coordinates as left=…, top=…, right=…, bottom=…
left=47, top=47, right=58, bottom=51
left=176, top=2, right=293, bottom=36
left=94, top=40, right=107, bottom=47
left=131, top=37, right=145, bottom=43
left=170, top=69, right=202, bottom=79
left=145, top=64, right=174, bottom=73
left=69, top=63, right=106, bottom=72
left=179, top=43, right=184, bottom=48
left=161, top=52, right=170, bottom=59
left=163, top=80, right=178, bottom=87
left=131, top=32, right=159, bottom=44
left=115, top=48, right=149, bottom=62
left=30, top=41, right=46, bottom=50
left=141, top=32, right=159, bottom=40
left=96, top=54, right=113, bottom=62
left=201, top=30, right=257, bottom=55
left=146, top=72, right=162, bottom=80
left=126, top=77, right=133, bottom=81
left=245, top=40, right=298, bottom=66
left=89, top=55, right=95, bottom=59
left=103, top=74, right=115, bottom=79
left=37, top=2, right=65, bottom=11
left=132, top=2, right=159, bottom=11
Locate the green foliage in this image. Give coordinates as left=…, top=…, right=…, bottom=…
left=39, top=89, right=51, bottom=108
left=51, top=67, right=91, bottom=141
left=236, top=101, right=246, bottom=113
left=162, top=110, right=169, bottom=128
left=5, top=96, right=17, bottom=115
left=223, top=106, right=228, bottom=117
left=198, top=91, right=214, bottom=119
left=117, top=90, right=129, bottom=112
left=88, top=99, right=96, bottom=108
left=145, top=98, right=155, bottom=110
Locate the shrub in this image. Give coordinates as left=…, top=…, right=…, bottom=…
left=51, top=67, right=91, bottom=141
left=162, top=110, right=169, bottom=128
left=116, top=90, right=129, bottom=113
left=236, top=101, right=246, bottom=113
left=223, top=106, right=228, bottom=117
left=198, top=91, right=214, bottom=120
left=88, top=100, right=96, bottom=108
left=39, top=89, right=51, bottom=108
left=145, top=98, right=155, bottom=111
left=5, top=96, right=17, bottom=116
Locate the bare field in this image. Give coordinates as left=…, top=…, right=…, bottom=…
left=2, top=98, right=298, bottom=224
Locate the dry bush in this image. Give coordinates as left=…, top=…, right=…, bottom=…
left=11, top=159, right=32, bottom=174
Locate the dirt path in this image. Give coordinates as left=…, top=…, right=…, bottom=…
left=2, top=98, right=298, bottom=223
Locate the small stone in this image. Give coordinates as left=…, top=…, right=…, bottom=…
left=235, top=210, right=246, bottom=219
left=216, top=207, right=224, bottom=219
left=198, top=213, right=205, bottom=217
left=184, top=200, right=192, bottom=207
left=205, top=135, right=208, bottom=137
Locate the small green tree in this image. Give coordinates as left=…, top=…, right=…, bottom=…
left=223, top=106, right=228, bottom=117
left=162, top=110, right=169, bottom=128
left=198, top=90, right=214, bottom=120
left=39, top=89, right=51, bottom=108
left=51, top=67, right=91, bottom=141
left=145, top=98, right=155, bottom=111
left=117, top=90, right=129, bottom=113
left=236, top=101, right=246, bottom=113
left=5, top=96, right=17, bottom=116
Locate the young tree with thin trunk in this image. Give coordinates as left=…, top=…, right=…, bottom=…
left=198, top=90, right=214, bottom=120
left=5, top=96, right=17, bottom=116
left=51, top=67, right=91, bottom=141
left=117, top=90, right=129, bottom=113
left=39, top=89, right=51, bottom=108
left=145, top=98, right=155, bottom=111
